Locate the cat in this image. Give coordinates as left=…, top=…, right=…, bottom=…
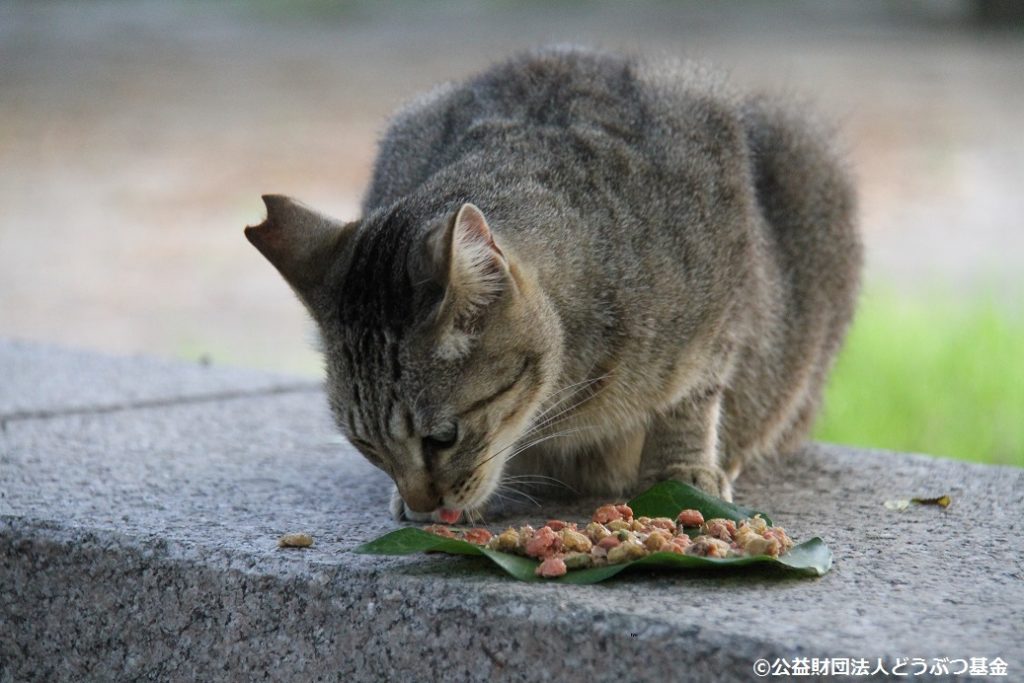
left=245, top=46, right=861, bottom=524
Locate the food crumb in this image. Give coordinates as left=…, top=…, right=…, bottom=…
left=278, top=532, right=314, bottom=548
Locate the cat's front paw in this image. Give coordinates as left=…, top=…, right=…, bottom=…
left=666, top=465, right=733, bottom=502
left=389, top=486, right=442, bottom=523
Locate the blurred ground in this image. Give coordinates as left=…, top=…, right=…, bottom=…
left=1, top=0, right=1022, bottom=376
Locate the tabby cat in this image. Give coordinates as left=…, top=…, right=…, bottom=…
left=246, top=47, right=861, bottom=523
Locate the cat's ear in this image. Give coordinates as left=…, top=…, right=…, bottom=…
left=245, top=194, right=358, bottom=315
left=432, top=203, right=510, bottom=323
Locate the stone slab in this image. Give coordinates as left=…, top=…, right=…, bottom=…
left=0, top=339, right=319, bottom=421
left=2, top=349, right=1022, bottom=681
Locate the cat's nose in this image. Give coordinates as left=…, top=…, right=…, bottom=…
left=398, top=482, right=442, bottom=513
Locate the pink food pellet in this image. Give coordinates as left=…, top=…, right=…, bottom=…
left=463, top=528, right=493, bottom=545
left=525, top=526, right=562, bottom=559
left=676, top=509, right=705, bottom=527
left=592, top=505, right=623, bottom=524
left=597, top=535, right=621, bottom=550
left=536, top=557, right=568, bottom=578
left=648, top=517, right=677, bottom=532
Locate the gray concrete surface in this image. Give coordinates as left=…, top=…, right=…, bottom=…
left=0, top=339, right=319, bottom=421
left=2, top=343, right=1021, bottom=682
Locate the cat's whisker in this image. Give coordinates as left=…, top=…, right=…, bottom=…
left=484, top=383, right=610, bottom=470
left=476, top=425, right=595, bottom=470
left=528, top=373, right=611, bottom=427
left=500, top=474, right=578, bottom=494
left=520, top=376, right=612, bottom=440
left=500, top=426, right=599, bottom=465
left=465, top=507, right=485, bottom=526
left=525, top=375, right=614, bottom=439
left=489, top=490, right=517, bottom=507
left=501, top=474, right=571, bottom=486
left=495, top=484, right=541, bottom=508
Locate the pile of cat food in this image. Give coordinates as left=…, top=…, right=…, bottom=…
left=424, top=502, right=794, bottom=578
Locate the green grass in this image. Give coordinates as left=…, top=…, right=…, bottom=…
left=815, top=289, right=1024, bottom=467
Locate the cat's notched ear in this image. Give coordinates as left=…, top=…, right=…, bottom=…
left=435, top=203, right=510, bottom=322
left=245, top=195, right=357, bottom=315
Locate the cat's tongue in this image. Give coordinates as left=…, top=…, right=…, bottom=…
left=437, top=508, right=462, bottom=524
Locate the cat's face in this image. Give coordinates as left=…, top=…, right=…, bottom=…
left=246, top=196, right=562, bottom=517
left=323, top=302, right=549, bottom=516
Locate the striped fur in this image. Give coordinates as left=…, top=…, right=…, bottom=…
left=247, top=47, right=861, bottom=520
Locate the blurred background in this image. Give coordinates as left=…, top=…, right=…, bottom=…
left=1, top=1, right=1021, bottom=466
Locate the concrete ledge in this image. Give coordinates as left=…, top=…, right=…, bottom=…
left=2, top=343, right=1021, bottom=682
left=0, top=339, right=319, bottom=421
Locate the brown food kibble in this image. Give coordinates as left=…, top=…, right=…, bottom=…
left=278, top=532, right=314, bottom=548
left=676, top=509, right=705, bottom=527
left=487, top=527, right=520, bottom=552
left=763, top=527, right=795, bottom=553
left=644, top=529, right=672, bottom=552
left=585, top=521, right=611, bottom=542
left=686, top=536, right=732, bottom=558
left=606, top=519, right=631, bottom=532
left=563, top=552, right=594, bottom=570
left=607, top=539, right=648, bottom=564
left=559, top=528, right=593, bottom=553
left=615, top=504, right=634, bottom=520
left=744, top=514, right=769, bottom=534
left=661, top=535, right=692, bottom=554
left=733, top=525, right=760, bottom=548
left=701, top=518, right=737, bottom=542
left=597, top=535, right=621, bottom=550
left=740, top=535, right=781, bottom=557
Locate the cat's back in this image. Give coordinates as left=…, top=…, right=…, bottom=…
left=362, top=47, right=741, bottom=213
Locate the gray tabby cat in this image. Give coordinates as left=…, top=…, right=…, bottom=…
left=246, top=47, right=861, bottom=523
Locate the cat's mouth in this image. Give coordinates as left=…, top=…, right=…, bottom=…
left=435, top=507, right=462, bottom=524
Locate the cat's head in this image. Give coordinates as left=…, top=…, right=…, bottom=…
left=246, top=195, right=562, bottom=517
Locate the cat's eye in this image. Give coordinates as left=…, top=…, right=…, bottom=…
left=423, top=422, right=459, bottom=452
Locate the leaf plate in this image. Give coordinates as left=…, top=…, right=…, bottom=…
left=353, top=480, right=832, bottom=583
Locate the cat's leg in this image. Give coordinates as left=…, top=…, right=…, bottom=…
left=638, top=387, right=732, bottom=501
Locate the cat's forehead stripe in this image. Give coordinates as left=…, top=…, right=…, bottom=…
left=338, top=205, right=418, bottom=331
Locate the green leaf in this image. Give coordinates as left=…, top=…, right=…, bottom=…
left=354, top=528, right=486, bottom=557
left=353, top=528, right=543, bottom=582
left=352, top=481, right=831, bottom=582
